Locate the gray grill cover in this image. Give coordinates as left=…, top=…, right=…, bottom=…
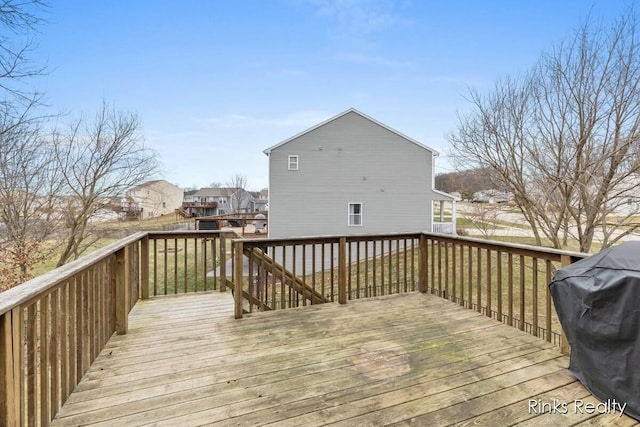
left=549, top=241, right=640, bottom=420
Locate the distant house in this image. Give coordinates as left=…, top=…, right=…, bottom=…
left=182, top=187, right=254, bottom=217
left=263, top=108, right=456, bottom=238
left=125, top=180, right=183, bottom=219
left=249, top=189, right=269, bottom=212
left=472, top=189, right=514, bottom=204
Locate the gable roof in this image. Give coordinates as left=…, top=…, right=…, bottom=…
left=263, top=108, right=440, bottom=156
left=128, top=179, right=170, bottom=192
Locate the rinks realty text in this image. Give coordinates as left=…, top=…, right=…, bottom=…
left=528, top=399, right=627, bottom=417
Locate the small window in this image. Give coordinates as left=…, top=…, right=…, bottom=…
left=348, top=203, right=362, bottom=226
left=162, top=202, right=166, bottom=208
left=288, top=155, right=299, bottom=171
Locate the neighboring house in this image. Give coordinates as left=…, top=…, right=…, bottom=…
left=182, top=187, right=254, bottom=217
left=249, top=189, right=269, bottom=212
left=263, top=108, right=456, bottom=238
left=126, top=180, right=183, bottom=219
left=472, top=189, right=514, bottom=204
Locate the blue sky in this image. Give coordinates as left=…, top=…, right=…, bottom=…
left=32, top=0, right=629, bottom=190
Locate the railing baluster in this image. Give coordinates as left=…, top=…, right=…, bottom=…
left=338, top=237, right=347, bottom=304
left=40, top=294, right=50, bottom=425
left=451, top=242, right=456, bottom=304
left=486, top=248, right=492, bottom=318
left=174, top=237, right=179, bottom=294
left=356, top=241, right=361, bottom=298
left=403, top=239, right=408, bottom=293
left=546, top=259, right=553, bottom=342
left=380, top=240, right=385, bottom=296
left=309, top=244, right=315, bottom=301
left=430, top=239, right=435, bottom=294
left=419, top=235, right=427, bottom=293
left=183, top=238, right=188, bottom=292
left=193, top=237, right=198, bottom=295
left=459, top=244, right=464, bottom=307
left=497, top=251, right=502, bottom=322
left=220, top=233, right=227, bottom=292
left=519, top=255, right=525, bottom=331
left=372, top=240, right=377, bottom=297
left=211, top=238, right=216, bottom=290
left=410, top=238, right=415, bottom=292
left=27, top=303, right=36, bottom=423
left=330, top=243, right=335, bottom=302
left=532, top=257, right=539, bottom=337
left=508, top=253, right=513, bottom=326
left=141, top=235, right=149, bottom=300
left=153, top=238, right=158, bottom=296
left=302, top=245, right=307, bottom=305
left=248, top=248, right=254, bottom=312
left=321, top=244, right=326, bottom=301
left=476, top=247, right=482, bottom=313
left=445, top=241, right=450, bottom=300
left=388, top=239, right=393, bottom=295
left=365, top=240, right=370, bottom=297
left=467, top=244, right=472, bottom=309
left=281, top=245, right=287, bottom=309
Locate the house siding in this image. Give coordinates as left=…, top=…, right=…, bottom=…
left=268, top=111, right=436, bottom=238
left=127, top=180, right=183, bottom=218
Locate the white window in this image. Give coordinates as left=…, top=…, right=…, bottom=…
left=288, top=155, right=299, bottom=171
left=348, top=203, right=363, bottom=226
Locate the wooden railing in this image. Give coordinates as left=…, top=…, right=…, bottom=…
left=145, top=231, right=234, bottom=296
left=421, top=234, right=586, bottom=353
left=1, top=229, right=587, bottom=425
left=232, top=232, right=587, bottom=354
left=0, top=230, right=233, bottom=427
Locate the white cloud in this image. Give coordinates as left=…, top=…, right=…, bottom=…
left=310, top=0, right=406, bottom=35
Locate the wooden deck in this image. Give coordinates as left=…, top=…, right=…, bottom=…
left=51, top=292, right=638, bottom=426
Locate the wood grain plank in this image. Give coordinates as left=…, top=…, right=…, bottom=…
left=50, top=292, right=633, bottom=427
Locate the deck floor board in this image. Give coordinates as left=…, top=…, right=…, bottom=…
left=52, top=292, right=639, bottom=426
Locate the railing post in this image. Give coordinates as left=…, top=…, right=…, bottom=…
left=1, top=308, right=22, bottom=427
left=234, top=240, right=244, bottom=319
left=419, top=234, right=428, bottom=293
left=140, top=235, right=149, bottom=300
left=115, top=246, right=130, bottom=334
left=220, top=232, right=227, bottom=292
left=558, top=254, right=572, bottom=356
left=338, top=237, right=347, bottom=304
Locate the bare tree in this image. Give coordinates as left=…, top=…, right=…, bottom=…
left=53, top=102, right=158, bottom=266
left=226, top=173, right=250, bottom=213
left=0, top=0, right=47, bottom=102
left=0, top=0, right=51, bottom=289
left=450, top=10, right=640, bottom=252
left=463, top=204, right=500, bottom=239
left=0, top=101, right=59, bottom=289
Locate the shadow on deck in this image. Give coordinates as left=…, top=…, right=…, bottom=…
left=51, top=292, right=638, bottom=426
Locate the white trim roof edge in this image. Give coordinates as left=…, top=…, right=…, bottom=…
left=432, top=189, right=457, bottom=200
left=262, top=108, right=440, bottom=156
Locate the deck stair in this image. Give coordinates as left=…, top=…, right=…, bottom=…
left=242, top=246, right=327, bottom=306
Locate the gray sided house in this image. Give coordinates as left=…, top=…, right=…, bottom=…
left=264, top=108, right=456, bottom=238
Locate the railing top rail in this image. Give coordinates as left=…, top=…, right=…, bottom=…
left=424, top=232, right=589, bottom=261
left=238, top=231, right=589, bottom=261
left=237, top=231, right=424, bottom=246
left=147, top=230, right=238, bottom=239
left=0, top=231, right=146, bottom=316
